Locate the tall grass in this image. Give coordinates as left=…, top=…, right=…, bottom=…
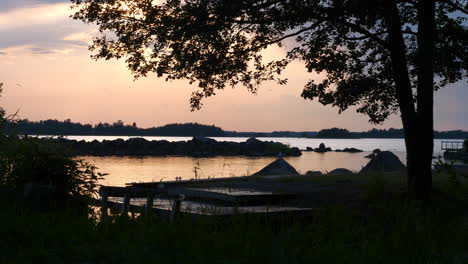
left=1, top=184, right=467, bottom=264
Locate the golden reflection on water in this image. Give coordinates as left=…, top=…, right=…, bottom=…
left=83, top=151, right=407, bottom=186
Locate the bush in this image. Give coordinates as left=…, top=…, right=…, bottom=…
left=0, top=136, right=104, bottom=215
left=0, top=136, right=103, bottom=203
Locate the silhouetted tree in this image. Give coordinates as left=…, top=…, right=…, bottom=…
left=70, top=0, right=468, bottom=199
left=316, top=128, right=355, bottom=138
left=0, top=83, right=5, bottom=129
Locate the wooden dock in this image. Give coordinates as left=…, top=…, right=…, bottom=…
left=441, top=141, right=468, bottom=160
left=98, top=183, right=304, bottom=220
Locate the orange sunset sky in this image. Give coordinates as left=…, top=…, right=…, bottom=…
left=0, top=1, right=467, bottom=132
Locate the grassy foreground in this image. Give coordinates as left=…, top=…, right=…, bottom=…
left=1, top=173, right=467, bottom=264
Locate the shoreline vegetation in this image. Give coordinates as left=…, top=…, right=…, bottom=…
left=7, top=119, right=468, bottom=139
left=2, top=170, right=467, bottom=263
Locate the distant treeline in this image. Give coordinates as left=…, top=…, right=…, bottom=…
left=5, top=119, right=468, bottom=139
left=10, top=119, right=225, bottom=137
left=315, top=127, right=468, bottom=139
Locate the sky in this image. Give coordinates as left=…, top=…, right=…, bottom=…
left=0, top=1, right=466, bottom=132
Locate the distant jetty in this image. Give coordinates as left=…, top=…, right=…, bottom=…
left=56, top=137, right=302, bottom=157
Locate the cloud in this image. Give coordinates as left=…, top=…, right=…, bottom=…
left=0, top=0, right=68, bottom=12
left=30, top=47, right=54, bottom=55
left=0, top=52, right=7, bottom=55
left=0, top=2, right=94, bottom=56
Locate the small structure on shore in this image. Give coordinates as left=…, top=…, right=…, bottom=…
left=253, top=158, right=299, bottom=176
left=442, top=140, right=468, bottom=161
left=360, top=151, right=406, bottom=173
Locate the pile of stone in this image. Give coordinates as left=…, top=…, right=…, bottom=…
left=360, top=151, right=406, bottom=173
left=253, top=158, right=299, bottom=176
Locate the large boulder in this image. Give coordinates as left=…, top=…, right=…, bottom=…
left=364, top=149, right=382, bottom=159
left=328, top=168, right=354, bottom=176
left=341, top=147, right=363, bottom=153
left=360, top=151, right=406, bottom=174
left=191, top=136, right=217, bottom=144
left=305, top=170, right=323, bottom=176
left=253, top=158, right=299, bottom=176
left=315, top=143, right=332, bottom=153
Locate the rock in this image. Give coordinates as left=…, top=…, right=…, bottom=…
left=253, top=158, right=299, bottom=176
left=360, top=151, right=406, bottom=174
left=191, top=136, right=217, bottom=144
left=305, top=170, right=323, bottom=176
left=305, top=147, right=313, bottom=151
left=365, top=149, right=382, bottom=159
left=244, top=137, right=266, bottom=154
left=127, top=137, right=148, bottom=144
left=287, top=147, right=302, bottom=156
left=341, top=147, right=363, bottom=153
left=335, top=149, right=343, bottom=152
left=328, top=168, right=354, bottom=176
left=315, top=143, right=331, bottom=153
left=246, top=137, right=263, bottom=146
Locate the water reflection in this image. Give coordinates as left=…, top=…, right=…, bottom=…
left=84, top=151, right=407, bottom=186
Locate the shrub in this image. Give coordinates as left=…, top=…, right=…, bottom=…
left=0, top=135, right=104, bottom=215
left=0, top=136, right=103, bottom=201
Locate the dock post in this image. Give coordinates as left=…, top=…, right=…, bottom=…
left=145, top=192, right=155, bottom=215
left=170, top=199, right=182, bottom=222
left=100, top=187, right=109, bottom=219
left=121, top=191, right=130, bottom=214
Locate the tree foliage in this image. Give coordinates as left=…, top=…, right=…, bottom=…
left=71, top=0, right=467, bottom=123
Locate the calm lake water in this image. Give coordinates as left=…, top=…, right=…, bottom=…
left=55, top=136, right=462, bottom=186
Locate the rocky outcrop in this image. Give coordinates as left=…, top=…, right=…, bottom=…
left=360, top=151, right=406, bottom=173
left=305, top=170, right=323, bottom=176
left=57, top=137, right=302, bottom=157
left=341, top=148, right=363, bottom=153
left=315, top=143, right=332, bottom=153
left=253, top=158, right=299, bottom=176
left=328, top=168, right=354, bottom=176
left=364, top=149, right=381, bottom=159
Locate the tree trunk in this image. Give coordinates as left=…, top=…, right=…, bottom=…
left=382, top=0, right=434, bottom=200
left=411, top=0, right=435, bottom=200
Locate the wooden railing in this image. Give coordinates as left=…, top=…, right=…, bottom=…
left=441, top=141, right=464, bottom=151
left=98, top=185, right=297, bottom=219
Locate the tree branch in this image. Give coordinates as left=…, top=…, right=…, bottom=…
left=437, top=0, right=468, bottom=14
left=229, top=20, right=325, bottom=54
left=339, top=21, right=390, bottom=49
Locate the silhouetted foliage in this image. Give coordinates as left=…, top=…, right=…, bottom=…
left=316, top=128, right=355, bottom=138
left=0, top=85, right=4, bottom=130
left=71, top=0, right=467, bottom=199
left=0, top=137, right=103, bottom=203
left=11, top=120, right=225, bottom=137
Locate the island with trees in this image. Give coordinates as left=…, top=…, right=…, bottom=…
left=8, top=119, right=468, bottom=139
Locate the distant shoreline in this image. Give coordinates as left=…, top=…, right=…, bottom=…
left=6, top=120, right=468, bottom=139
left=30, top=134, right=466, bottom=140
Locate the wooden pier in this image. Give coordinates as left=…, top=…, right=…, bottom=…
left=98, top=181, right=303, bottom=220
left=442, top=140, right=468, bottom=160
